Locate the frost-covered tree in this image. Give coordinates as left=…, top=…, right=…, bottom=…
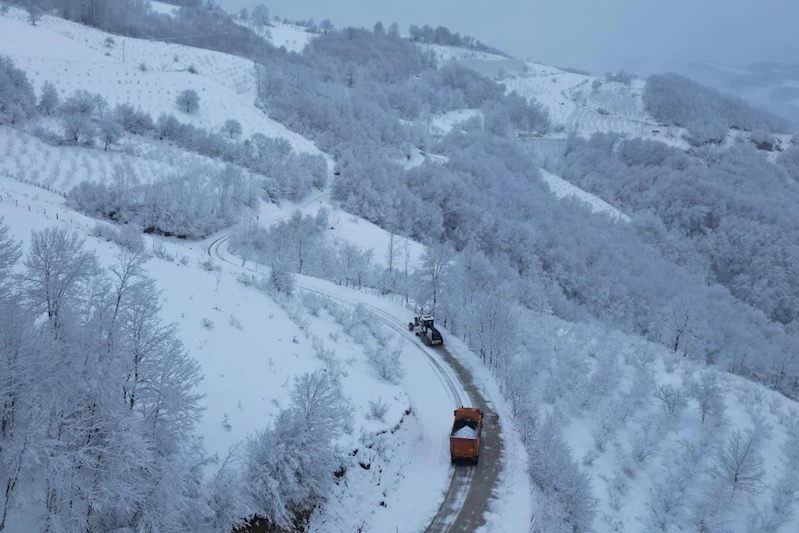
left=223, top=118, right=242, bottom=139
left=98, top=116, right=123, bottom=150
left=415, top=242, right=454, bottom=315
left=114, top=103, right=155, bottom=134
left=176, top=88, right=200, bottom=114
left=251, top=3, right=269, bottom=26
left=689, top=371, right=725, bottom=423
left=38, top=81, right=60, bottom=115
left=0, top=220, right=208, bottom=530
left=61, top=108, right=95, bottom=144
left=644, top=73, right=788, bottom=141
left=60, top=89, right=99, bottom=119
left=319, top=19, right=334, bottom=34
left=27, top=4, right=42, bottom=25
left=0, top=55, right=36, bottom=125
left=245, top=370, right=350, bottom=528
left=712, top=429, right=766, bottom=493
left=0, top=219, right=21, bottom=296
left=21, top=227, right=101, bottom=330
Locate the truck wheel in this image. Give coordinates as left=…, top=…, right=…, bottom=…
left=473, top=456, right=479, bottom=466
left=408, top=322, right=414, bottom=331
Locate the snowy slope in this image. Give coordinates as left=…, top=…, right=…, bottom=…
left=255, top=196, right=427, bottom=270
left=422, top=43, right=686, bottom=145
left=539, top=169, right=631, bottom=223
left=0, top=11, right=321, bottom=155
left=528, top=315, right=799, bottom=533
left=149, top=1, right=178, bottom=17
left=0, top=126, right=243, bottom=193
left=5, top=9, right=798, bottom=532
left=233, top=16, right=315, bottom=54
left=0, top=174, right=459, bottom=533
left=430, top=108, right=482, bottom=135
left=265, top=22, right=315, bottom=53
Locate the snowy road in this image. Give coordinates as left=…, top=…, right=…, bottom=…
left=206, top=223, right=505, bottom=532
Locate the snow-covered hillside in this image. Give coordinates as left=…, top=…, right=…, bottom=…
left=539, top=169, right=631, bottom=222
left=0, top=172, right=513, bottom=533
left=0, top=11, right=320, bottom=153
left=237, top=18, right=315, bottom=54
left=3, top=5, right=798, bottom=533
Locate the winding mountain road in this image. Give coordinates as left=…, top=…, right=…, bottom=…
left=205, top=203, right=504, bottom=532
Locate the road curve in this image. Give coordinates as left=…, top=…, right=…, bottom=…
left=207, top=228, right=504, bottom=532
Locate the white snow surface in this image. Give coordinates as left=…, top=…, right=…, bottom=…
left=539, top=168, right=631, bottom=222
left=149, top=1, right=178, bottom=17
left=265, top=21, right=315, bottom=53
left=452, top=426, right=477, bottom=439
left=233, top=17, right=314, bottom=54
left=430, top=108, right=482, bottom=136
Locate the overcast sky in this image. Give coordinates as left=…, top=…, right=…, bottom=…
left=219, top=0, right=799, bottom=73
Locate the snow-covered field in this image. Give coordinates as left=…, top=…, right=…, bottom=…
left=0, top=126, right=241, bottom=193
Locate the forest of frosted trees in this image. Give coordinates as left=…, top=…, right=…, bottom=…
left=2, top=2, right=799, bottom=531
left=643, top=73, right=790, bottom=145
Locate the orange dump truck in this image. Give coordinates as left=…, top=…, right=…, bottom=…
left=450, top=407, right=483, bottom=465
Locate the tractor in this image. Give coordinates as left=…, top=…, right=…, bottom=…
left=409, top=315, right=443, bottom=347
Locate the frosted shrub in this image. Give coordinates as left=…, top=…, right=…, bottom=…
left=300, top=292, right=326, bottom=316
left=367, top=397, right=390, bottom=422
left=115, top=224, right=145, bottom=253
left=152, top=242, right=174, bottom=261
left=229, top=314, right=242, bottom=329
left=199, top=258, right=217, bottom=272
left=92, top=221, right=117, bottom=241
left=202, top=318, right=214, bottom=330
left=629, top=425, right=659, bottom=464
left=654, top=384, right=687, bottom=415
left=365, top=342, right=405, bottom=384
left=269, top=263, right=295, bottom=295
